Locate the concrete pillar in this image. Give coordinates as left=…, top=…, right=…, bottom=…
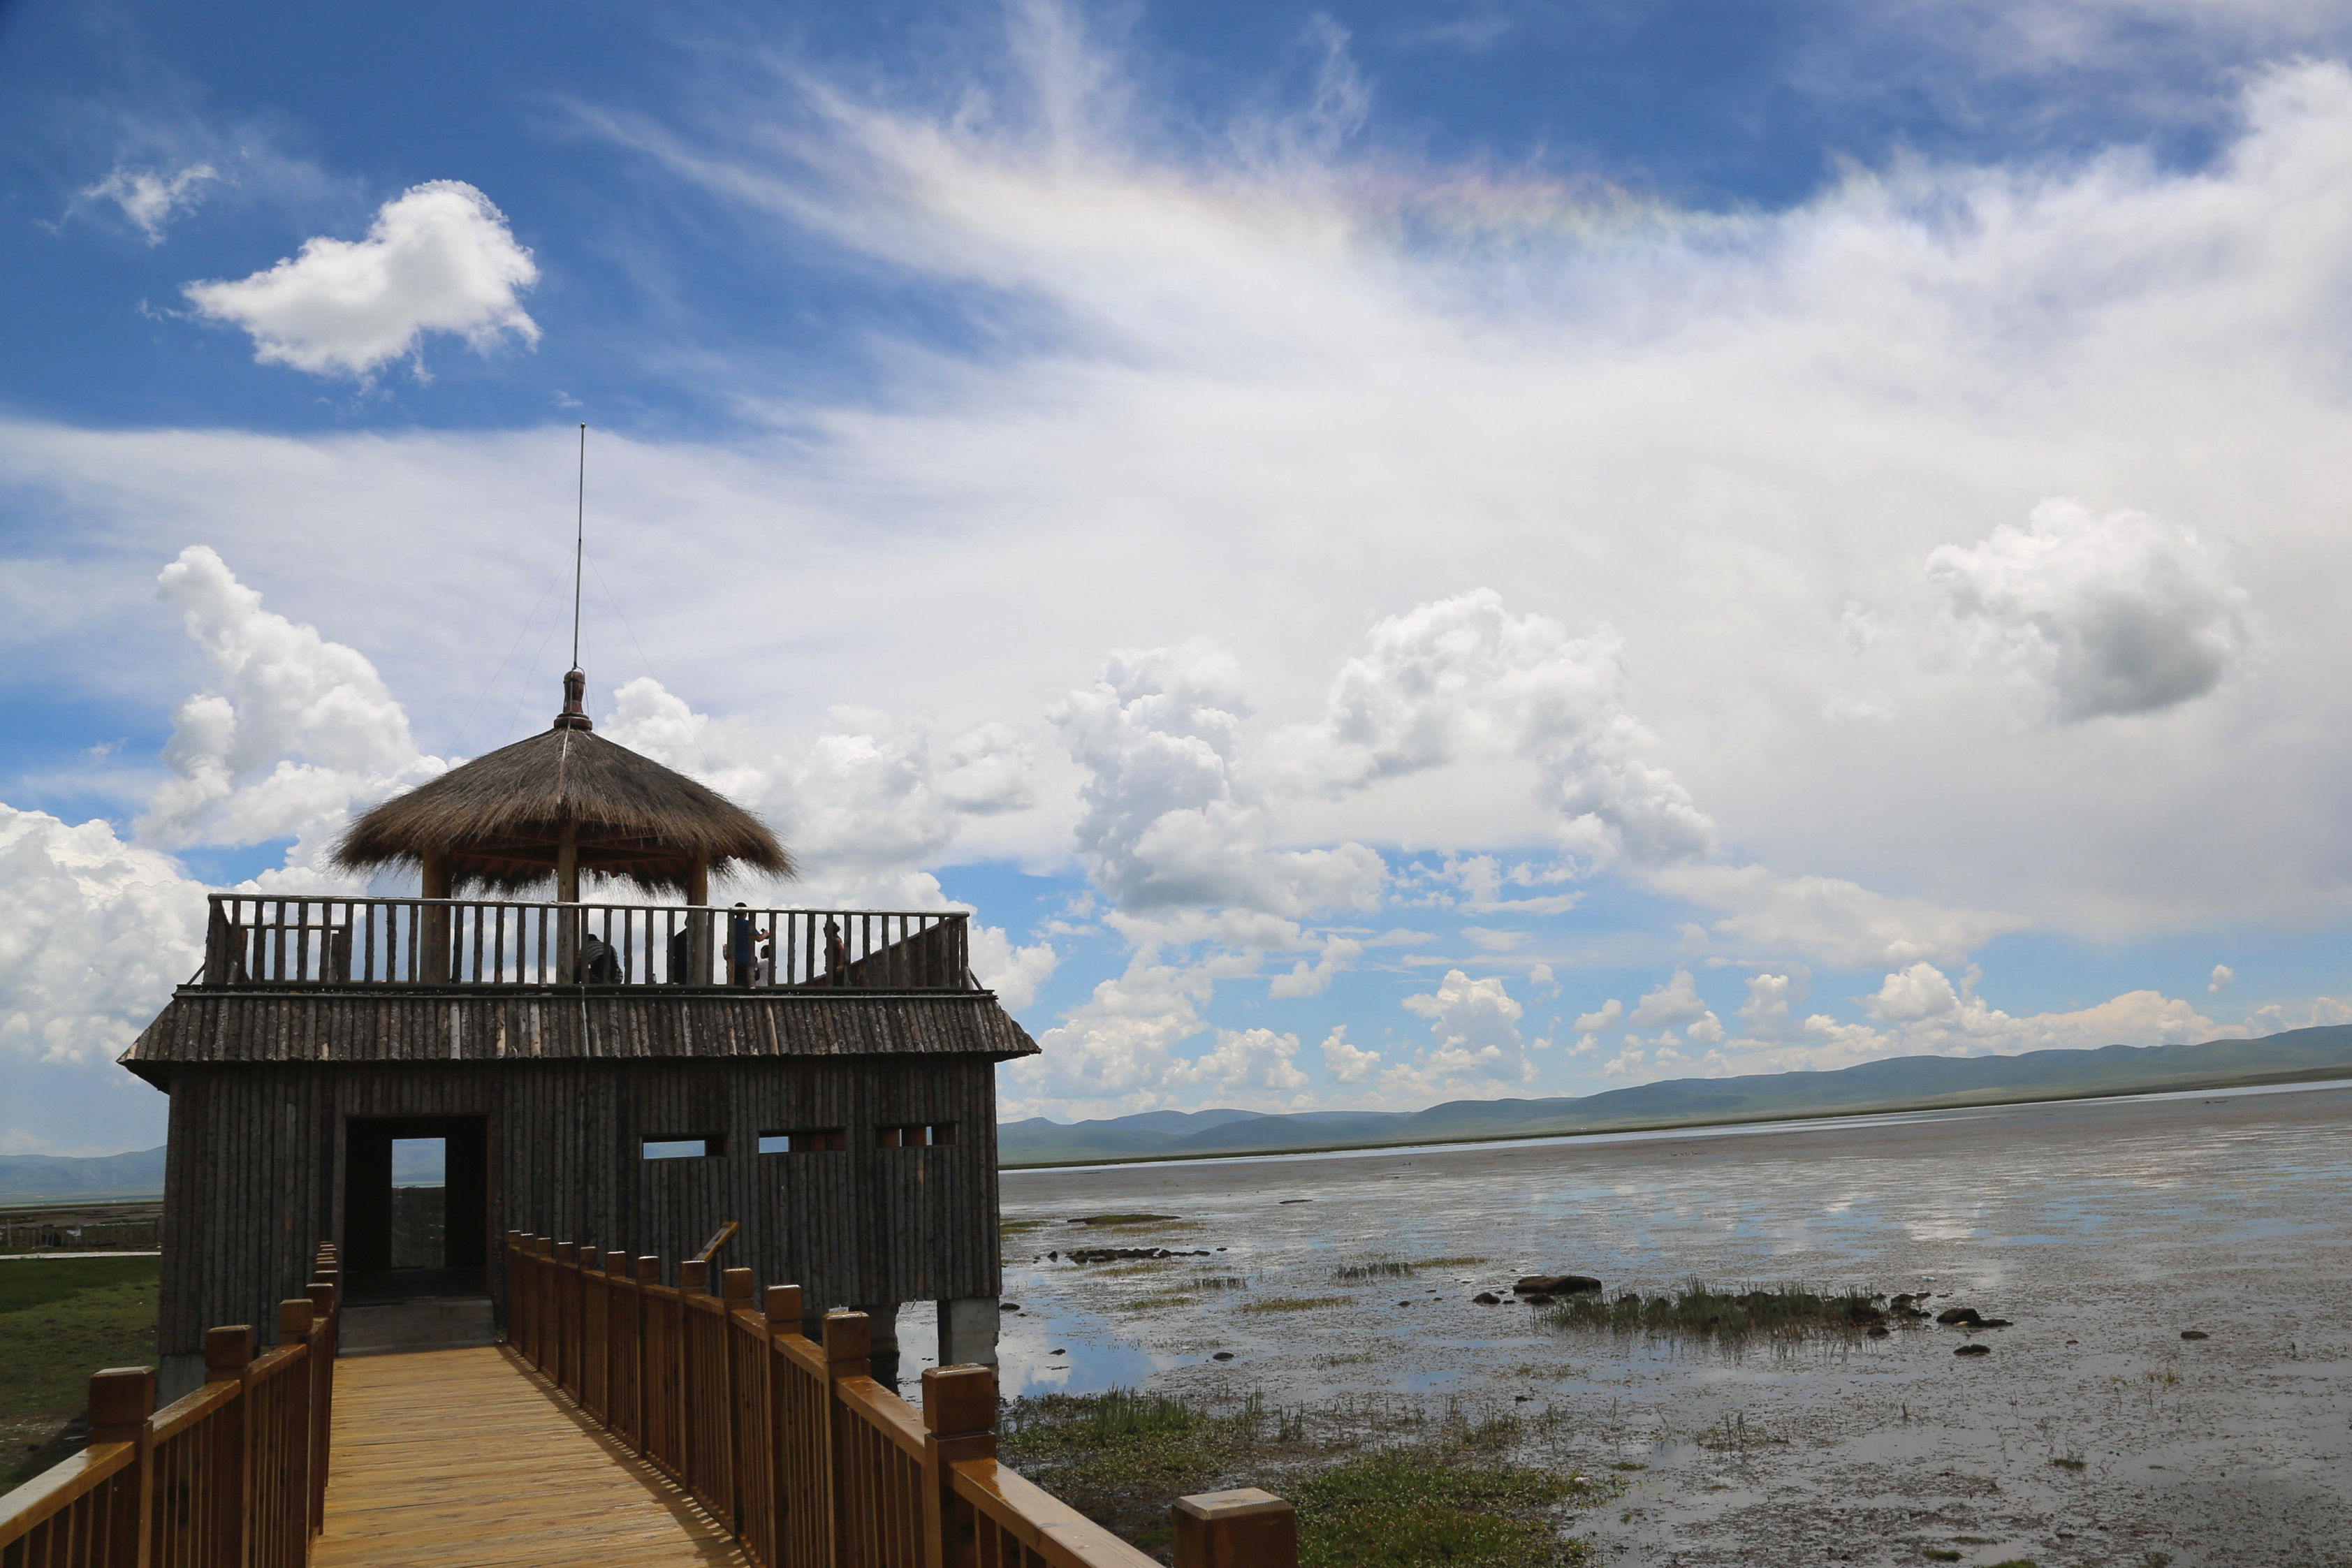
left=937, top=1296, right=1000, bottom=1369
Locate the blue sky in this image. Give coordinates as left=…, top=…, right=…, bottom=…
left=6, top=0, right=2352, bottom=1155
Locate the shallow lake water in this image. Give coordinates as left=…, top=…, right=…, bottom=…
left=963, top=1081, right=2352, bottom=1567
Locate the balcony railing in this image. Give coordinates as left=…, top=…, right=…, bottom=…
left=198, top=895, right=973, bottom=991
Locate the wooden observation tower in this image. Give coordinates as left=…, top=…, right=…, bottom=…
left=122, top=668, right=1037, bottom=1398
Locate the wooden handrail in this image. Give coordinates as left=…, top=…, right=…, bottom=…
left=196, top=893, right=977, bottom=990
left=0, top=1243, right=342, bottom=1568
left=503, top=1233, right=1296, bottom=1568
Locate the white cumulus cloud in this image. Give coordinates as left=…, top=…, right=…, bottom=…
left=139, top=545, right=441, bottom=857
left=1395, top=968, right=1532, bottom=1088
left=0, top=809, right=210, bottom=1063
left=1320, top=1025, right=1380, bottom=1083
left=182, top=181, right=539, bottom=378
left=1929, top=499, right=2253, bottom=721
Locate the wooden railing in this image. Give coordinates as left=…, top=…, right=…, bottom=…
left=0, top=1245, right=341, bottom=1568
left=506, top=1234, right=1299, bottom=1568
left=198, top=895, right=974, bottom=991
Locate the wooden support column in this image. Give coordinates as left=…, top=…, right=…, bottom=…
left=421, top=851, right=451, bottom=983
left=557, top=818, right=580, bottom=983
left=687, top=857, right=710, bottom=986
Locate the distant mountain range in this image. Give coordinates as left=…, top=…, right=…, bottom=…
left=0, top=1146, right=167, bottom=1201
left=10, top=1028, right=2348, bottom=1194
left=999, top=1026, right=2352, bottom=1166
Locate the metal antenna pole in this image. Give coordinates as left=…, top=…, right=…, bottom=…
left=572, top=423, right=586, bottom=669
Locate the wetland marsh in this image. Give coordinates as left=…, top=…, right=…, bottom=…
left=951, top=1082, right=2352, bottom=1567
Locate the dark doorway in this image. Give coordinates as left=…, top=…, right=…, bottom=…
left=344, top=1115, right=489, bottom=1302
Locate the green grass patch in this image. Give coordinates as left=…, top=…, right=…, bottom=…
left=1240, top=1296, right=1348, bottom=1313
left=1294, top=1453, right=1586, bottom=1567
left=1125, top=1295, right=1195, bottom=1311
left=1543, top=1282, right=1885, bottom=1340
left=1000, top=1387, right=1595, bottom=1566
left=0, top=1256, right=159, bottom=1487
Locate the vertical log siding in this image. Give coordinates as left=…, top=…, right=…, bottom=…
left=153, top=1059, right=1003, bottom=1361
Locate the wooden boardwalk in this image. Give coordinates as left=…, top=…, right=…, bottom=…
left=314, top=1346, right=745, bottom=1568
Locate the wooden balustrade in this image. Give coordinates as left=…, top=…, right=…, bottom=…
left=505, top=1233, right=1296, bottom=1568
left=0, top=1245, right=342, bottom=1568
left=198, top=895, right=974, bottom=990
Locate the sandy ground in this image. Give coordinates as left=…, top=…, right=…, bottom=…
left=967, top=1083, right=2352, bottom=1568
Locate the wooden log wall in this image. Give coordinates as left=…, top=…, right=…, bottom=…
left=157, top=1058, right=1003, bottom=1358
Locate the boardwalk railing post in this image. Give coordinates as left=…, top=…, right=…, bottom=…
left=919, top=1365, right=995, bottom=1568
left=204, top=1325, right=255, bottom=1568
left=679, top=1259, right=710, bottom=1504
left=604, top=1252, right=630, bottom=1430
left=720, top=1267, right=759, bottom=1539
left=277, top=1297, right=317, bottom=1560
left=634, top=1256, right=660, bottom=1452
left=821, top=1310, right=870, bottom=1568
left=1171, top=1488, right=1299, bottom=1568
left=304, top=1282, right=337, bottom=1537
left=503, top=1231, right=525, bottom=1354
left=87, top=1365, right=155, bottom=1568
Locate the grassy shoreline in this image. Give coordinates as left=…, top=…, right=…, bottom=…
left=999, top=1385, right=1607, bottom=1565
left=999, top=1063, right=2352, bottom=1171
left=0, top=1255, right=160, bottom=1488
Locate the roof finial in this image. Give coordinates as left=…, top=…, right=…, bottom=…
left=555, top=666, right=594, bottom=731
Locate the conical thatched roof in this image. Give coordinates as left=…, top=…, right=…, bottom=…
left=332, top=671, right=791, bottom=897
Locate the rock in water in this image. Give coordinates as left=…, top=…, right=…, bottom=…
left=1515, top=1275, right=1602, bottom=1296
left=1936, top=1306, right=1985, bottom=1326
left=1954, top=1343, right=1992, bottom=1356
left=1867, top=1325, right=1891, bottom=1338
left=2181, top=1330, right=2209, bottom=1340
left=1473, top=1291, right=1502, bottom=1305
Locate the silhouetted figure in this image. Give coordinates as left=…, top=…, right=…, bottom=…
left=824, top=918, right=849, bottom=986
left=577, top=932, right=623, bottom=986
left=669, top=925, right=693, bottom=986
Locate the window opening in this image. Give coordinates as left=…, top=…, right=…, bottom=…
left=643, top=1136, right=722, bottom=1159
left=759, top=1129, right=846, bottom=1153
left=877, top=1122, right=956, bottom=1148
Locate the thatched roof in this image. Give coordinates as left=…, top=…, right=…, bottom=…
left=332, top=672, right=791, bottom=896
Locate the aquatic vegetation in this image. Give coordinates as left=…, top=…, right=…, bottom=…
left=1293, top=1453, right=1590, bottom=1567
left=1067, top=1213, right=1185, bottom=1227
left=1125, top=1294, right=1195, bottom=1310
left=1334, top=1255, right=1489, bottom=1281
left=1241, top=1296, right=1350, bottom=1313
left=1190, top=1274, right=1249, bottom=1291
left=1542, top=1282, right=1890, bottom=1340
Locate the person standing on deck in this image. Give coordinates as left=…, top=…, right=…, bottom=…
left=727, top=902, right=757, bottom=987
left=824, top=916, right=849, bottom=984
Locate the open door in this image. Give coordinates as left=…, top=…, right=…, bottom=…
left=344, top=1115, right=489, bottom=1300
